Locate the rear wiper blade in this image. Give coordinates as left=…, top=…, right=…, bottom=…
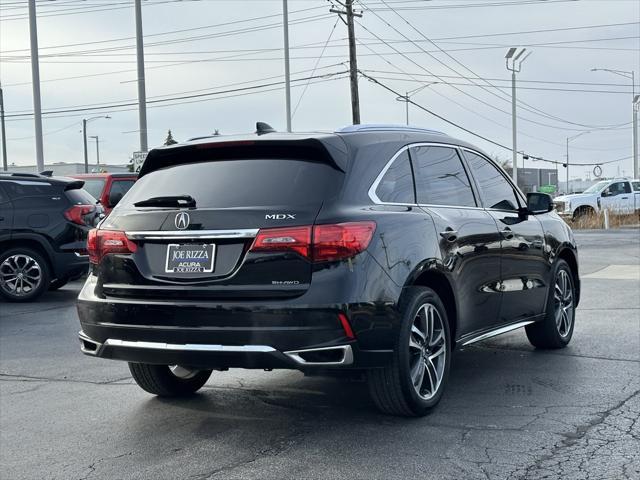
left=134, top=195, right=196, bottom=208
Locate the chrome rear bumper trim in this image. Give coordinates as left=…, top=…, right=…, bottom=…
left=284, top=345, right=354, bottom=366
left=103, top=339, right=276, bottom=353
left=125, top=229, right=258, bottom=240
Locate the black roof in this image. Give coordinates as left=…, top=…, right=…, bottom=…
left=139, top=124, right=486, bottom=177
left=0, top=172, right=85, bottom=188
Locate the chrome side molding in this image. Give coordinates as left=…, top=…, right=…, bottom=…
left=461, top=320, right=535, bottom=346
left=284, top=345, right=354, bottom=366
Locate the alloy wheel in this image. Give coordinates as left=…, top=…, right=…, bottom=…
left=0, top=254, right=43, bottom=297
left=408, top=303, right=447, bottom=400
left=554, top=269, right=574, bottom=338
left=169, top=365, right=200, bottom=379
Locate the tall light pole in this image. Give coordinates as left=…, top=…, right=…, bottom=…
left=0, top=83, right=7, bottom=171
left=28, top=0, right=44, bottom=172
left=505, top=47, right=532, bottom=186
left=396, top=83, right=435, bottom=125
left=566, top=131, right=590, bottom=194
left=591, top=68, right=637, bottom=178
left=134, top=0, right=148, bottom=152
left=282, top=0, right=292, bottom=132
left=83, top=116, right=110, bottom=173
left=89, top=135, right=100, bottom=165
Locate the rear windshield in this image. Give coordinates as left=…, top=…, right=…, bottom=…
left=81, top=179, right=106, bottom=200
left=66, top=188, right=99, bottom=205
left=121, top=159, right=343, bottom=208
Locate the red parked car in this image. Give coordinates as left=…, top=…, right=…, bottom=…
left=71, top=173, right=137, bottom=215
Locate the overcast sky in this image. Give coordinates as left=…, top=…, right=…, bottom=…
left=1, top=0, right=638, bottom=179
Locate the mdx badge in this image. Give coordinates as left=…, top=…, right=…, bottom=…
left=265, top=214, right=296, bottom=220
left=175, top=212, right=190, bottom=230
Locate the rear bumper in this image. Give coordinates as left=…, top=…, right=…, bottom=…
left=77, top=275, right=395, bottom=370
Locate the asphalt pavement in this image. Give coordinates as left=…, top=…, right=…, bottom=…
left=1, top=230, right=639, bottom=480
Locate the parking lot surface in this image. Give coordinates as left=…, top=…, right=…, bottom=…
left=1, top=230, right=639, bottom=480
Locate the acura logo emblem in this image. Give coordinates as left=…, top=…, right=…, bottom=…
left=175, top=212, right=190, bottom=230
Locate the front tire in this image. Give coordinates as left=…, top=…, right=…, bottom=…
left=368, top=287, right=451, bottom=416
left=0, top=247, right=50, bottom=302
left=526, top=259, right=576, bottom=349
left=128, top=363, right=212, bottom=397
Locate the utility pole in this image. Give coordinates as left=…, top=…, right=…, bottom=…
left=330, top=1, right=362, bottom=124
left=28, top=0, right=44, bottom=172
left=83, top=119, right=88, bottom=173
left=282, top=0, right=292, bottom=132
left=505, top=48, right=531, bottom=186
left=90, top=135, right=100, bottom=165
left=0, top=84, right=7, bottom=171
left=134, top=0, right=148, bottom=152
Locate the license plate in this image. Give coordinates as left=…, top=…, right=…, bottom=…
left=165, top=244, right=216, bottom=274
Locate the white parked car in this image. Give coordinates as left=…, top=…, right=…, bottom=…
left=554, top=178, right=640, bottom=219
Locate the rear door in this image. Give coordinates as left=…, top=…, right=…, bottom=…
left=462, top=150, right=549, bottom=323
left=409, top=144, right=503, bottom=337
left=600, top=181, right=633, bottom=213
left=100, top=157, right=344, bottom=299
left=0, top=183, right=13, bottom=241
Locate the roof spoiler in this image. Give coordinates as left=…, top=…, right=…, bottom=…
left=63, top=180, right=85, bottom=191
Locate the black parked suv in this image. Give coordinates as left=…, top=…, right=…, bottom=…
left=0, top=173, right=102, bottom=302
left=77, top=125, right=579, bottom=416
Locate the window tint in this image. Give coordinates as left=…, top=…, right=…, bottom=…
left=608, top=182, right=631, bottom=195
left=122, top=159, right=343, bottom=209
left=66, top=188, right=98, bottom=205
left=80, top=179, right=106, bottom=200
left=375, top=150, right=415, bottom=203
left=410, top=146, right=476, bottom=207
left=1, top=180, right=54, bottom=200
left=110, top=180, right=135, bottom=198
left=464, top=151, right=520, bottom=211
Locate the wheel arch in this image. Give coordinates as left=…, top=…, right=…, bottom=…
left=0, top=236, right=54, bottom=275
left=404, top=268, right=458, bottom=344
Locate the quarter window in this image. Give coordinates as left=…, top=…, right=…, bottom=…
left=375, top=150, right=415, bottom=204
left=464, top=151, right=520, bottom=211
left=410, top=146, right=476, bottom=207
left=632, top=181, right=640, bottom=192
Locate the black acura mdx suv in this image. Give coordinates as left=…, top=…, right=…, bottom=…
left=77, top=124, right=579, bottom=416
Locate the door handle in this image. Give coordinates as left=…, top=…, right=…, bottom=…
left=500, top=227, right=514, bottom=239
left=621, top=196, right=628, bottom=199
left=439, top=227, right=458, bottom=242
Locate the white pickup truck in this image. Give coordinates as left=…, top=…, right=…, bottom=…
left=554, top=178, right=640, bottom=219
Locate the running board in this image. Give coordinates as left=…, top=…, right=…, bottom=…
left=461, top=320, right=535, bottom=346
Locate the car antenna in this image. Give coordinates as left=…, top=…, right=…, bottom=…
left=256, top=122, right=276, bottom=136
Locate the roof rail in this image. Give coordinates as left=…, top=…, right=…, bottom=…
left=0, top=172, right=43, bottom=178
left=335, top=124, right=445, bottom=135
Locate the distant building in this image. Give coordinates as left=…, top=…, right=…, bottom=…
left=504, top=167, right=558, bottom=194
left=4, top=162, right=130, bottom=176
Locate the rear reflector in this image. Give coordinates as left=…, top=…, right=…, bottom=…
left=250, top=221, right=375, bottom=263
left=64, top=204, right=95, bottom=226
left=88, top=229, right=137, bottom=265
left=338, top=312, right=355, bottom=339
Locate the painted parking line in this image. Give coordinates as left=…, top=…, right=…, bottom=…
left=583, top=264, right=640, bottom=280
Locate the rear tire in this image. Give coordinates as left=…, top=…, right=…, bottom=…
left=526, top=259, right=575, bottom=349
left=0, top=247, right=50, bottom=302
left=128, top=363, right=212, bottom=397
left=368, top=287, right=451, bottom=416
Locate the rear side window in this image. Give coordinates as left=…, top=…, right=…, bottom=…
left=410, top=146, right=476, bottom=207
left=375, top=150, right=415, bottom=204
left=110, top=180, right=135, bottom=198
left=0, top=184, right=9, bottom=203
left=81, top=179, right=106, bottom=200
left=632, top=181, right=640, bottom=192
left=1, top=180, right=54, bottom=200
left=464, top=151, right=520, bottom=211
left=122, top=159, right=343, bottom=209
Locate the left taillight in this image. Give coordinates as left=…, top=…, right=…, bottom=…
left=64, top=204, right=96, bottom=226
left=87, top=229, right=137, bottom=265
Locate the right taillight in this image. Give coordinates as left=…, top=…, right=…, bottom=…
left=87, top=229, right=137, bottom=265
left=250, top=221, right=375, bottom=263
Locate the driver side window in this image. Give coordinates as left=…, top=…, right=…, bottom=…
left=463, top=151, right=520, bottom=211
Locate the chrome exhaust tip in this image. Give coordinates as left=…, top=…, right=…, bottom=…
left=284, top=345, right=353, bottom=366
left=78, top=331, right=102, bottom=355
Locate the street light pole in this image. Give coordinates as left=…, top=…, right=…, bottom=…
left=395, top=83, right=435, bottom=125
left=28, top=0, right=44, bottom=172
left=90, top=135, right=100, bottom=165
left=591, top=68, right=637, bottom=178
left=82, top=116, right=110, bottom=173
left=505, top=48, right=532, bottom=186
left=0, top=84, right=7, bottom=171
left=134, top=0, right=148, bottom=152
left=282, top=0, right=292, bottom=132
left=566, top=131, right=591, bottom=194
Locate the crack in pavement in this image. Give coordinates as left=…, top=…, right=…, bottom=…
left=470, top=345, right=640, bottom=364
left=0, top=373, right=132, bottom=385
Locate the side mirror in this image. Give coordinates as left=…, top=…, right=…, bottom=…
left=108, top=191, right=123, bottom=208
left=526, top=192, right=553, bottom=215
